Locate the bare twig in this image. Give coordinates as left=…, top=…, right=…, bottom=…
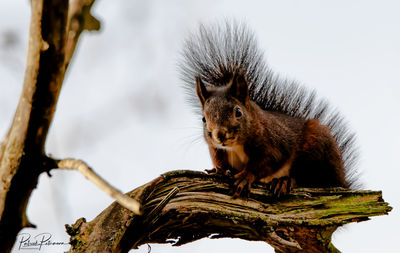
left=66, top=0, right=100, bottom=67
left=56, top=159, right=142, bottom=215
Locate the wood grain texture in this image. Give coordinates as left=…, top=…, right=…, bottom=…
left=67, top=170, right=392, bottom=253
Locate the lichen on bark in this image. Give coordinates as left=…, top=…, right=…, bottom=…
left=66, top=170, right=392, bottom=253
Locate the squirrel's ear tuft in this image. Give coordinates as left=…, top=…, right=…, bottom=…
left=196, top=76, right=209, bottom=106
left=228, top=70, right=249, bottom=104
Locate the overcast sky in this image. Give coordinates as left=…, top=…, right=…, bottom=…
left=1, top=0, right=399, bottom=252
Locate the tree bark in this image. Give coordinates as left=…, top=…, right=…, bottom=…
left=66, top=170, right=392, bottom=253
left=0, top=1, right=99, bottom=252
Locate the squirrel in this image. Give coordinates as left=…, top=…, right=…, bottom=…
left=179, top=21, right=359, bottom=197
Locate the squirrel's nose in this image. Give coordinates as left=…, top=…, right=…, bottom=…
left=217, top=132, right=226, bottom=142
left=212, top=130, right=227, bottom=143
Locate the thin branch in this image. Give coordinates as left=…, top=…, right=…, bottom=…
left=56, top=159, right=142, bottom=215
left=66, top=0, right=100, bottom=68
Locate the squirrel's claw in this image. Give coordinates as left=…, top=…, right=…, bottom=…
left=269, top=176, right=295, bottom=197
left=205, top=167, right=232, bottom=177
left=232, top=169, right=256, bottom=198
left=205, top=168, right=218, bottom=175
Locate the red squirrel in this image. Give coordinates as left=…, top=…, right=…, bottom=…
left=180, top=21, right=358, bottom=197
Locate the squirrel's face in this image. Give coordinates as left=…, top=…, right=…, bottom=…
left=202, top=96, right=251, bottom=149
left=196, top=71, right=252, bottom=149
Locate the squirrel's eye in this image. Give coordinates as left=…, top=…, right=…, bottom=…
left=202, top=117, right=206, bottom=123
left=235, top=107, right=242, bottom=118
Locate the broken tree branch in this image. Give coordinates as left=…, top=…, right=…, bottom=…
left=56, top=159, right=142, bottom=215
left=66, top=170, right=392, bottom=253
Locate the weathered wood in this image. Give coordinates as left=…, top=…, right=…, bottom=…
left=0, top=2, right=69, bottom=251
left=66, top=170, right=392, bottom=253
left=0, top=1, right=99, bottom=251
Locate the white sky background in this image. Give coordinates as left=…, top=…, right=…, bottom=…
left=0, top=0, right=399, bottom=252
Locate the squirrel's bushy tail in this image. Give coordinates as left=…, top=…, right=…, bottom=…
left=179, top=20, right=360, bottom=188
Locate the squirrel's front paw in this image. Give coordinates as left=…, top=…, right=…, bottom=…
left=269, top=176, right=296, bottom=197
left=232, top=169, right=256, bottom=198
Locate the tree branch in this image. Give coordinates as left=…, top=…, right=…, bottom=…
left=0, top=0, right=99, bottom=251
left=55, top=159, right=142, bottom=215
left=66, top=0, right=100, bottom=68
left=66, top=170, right=392, bottom=253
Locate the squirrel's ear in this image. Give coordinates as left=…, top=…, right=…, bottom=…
left=196, top=76, right=209, bottom=106
left=229, top=71, right=249, bottom=104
